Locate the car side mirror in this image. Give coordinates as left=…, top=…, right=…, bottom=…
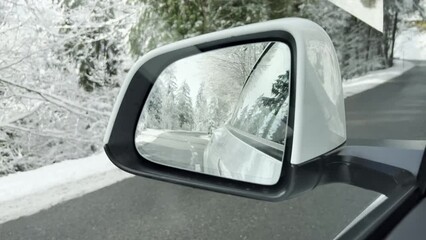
left=104, top=18, right=347, bottom=201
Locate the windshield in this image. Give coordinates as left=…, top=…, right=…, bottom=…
left=0, top=0, right=425, bottom=239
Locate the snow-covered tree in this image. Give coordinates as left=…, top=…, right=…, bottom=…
left=260, top=71, right=290, bottom=112
left=128, top=0, right=270, bottom=56
left=255, top=71, right=290, bottom=143
left=159, top=67, right=179, bottom=130
left=0, top=0, right=135, bottom=175
left=302, top=0, right=423, bottom=78
left=200, top=44, right=267, bottom=130
left=176, top=81, right=194, bottom=130
left=194, top=82, right=209, bottom=131
left=207, top=97, right=221, bottom=133
left=209, top=43, right=266, bottom=85
left=145, top=81, right=164, bottom=128
left=55, top=0, right=130, bottom=92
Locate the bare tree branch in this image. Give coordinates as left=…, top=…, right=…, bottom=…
left=1, top=124, right=98, bottom=143
left=0, top=103, right=42, bottom=127
left=0, top=77, right=110, bottom=118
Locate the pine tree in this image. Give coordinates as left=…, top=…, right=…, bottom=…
left=159, top=67, right=179, bottom=130
left=260, top=71, right=290, bottom=113
left=245, top=105, right=268, bottom=137
left=232, top=105, right=249, bottom=129
left=361, top=0, right=378, bottom=8
left=264, top=0, right=305, bottom=19
left=176, top=81, right=194, bottom=130
left=145, top=82, right=164, bottom=128
left=194, top=82, right=208, bottom=131
left=259, top=77, right=290, bottom=142
left=57, top=0, right=123, bottom=92
left=207, top=97, right=221, bottom=133
left=128, top=0, right=270, bottom=57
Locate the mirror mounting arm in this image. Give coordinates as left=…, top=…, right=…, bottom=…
left=302, top=142, right=425, bottom=197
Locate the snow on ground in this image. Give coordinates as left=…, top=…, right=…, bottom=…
left=136, top=129, right=166, bottom=143
left=0, top=152, right=132, bottom=224
left=200, top=135, right=211, bottom=141
left=343, top=60, right=415, bottom=98
left=395, top=27, right=426, bottom=61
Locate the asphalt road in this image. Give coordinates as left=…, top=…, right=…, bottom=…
left=346, top=65, right=426, bottom=140
left=1, top=63, right=425, bottom=240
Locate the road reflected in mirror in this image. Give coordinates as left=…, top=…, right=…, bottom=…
left=136, top=42, right=291, bottom=185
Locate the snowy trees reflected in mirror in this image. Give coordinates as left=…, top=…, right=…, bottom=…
left=135, top=42, right=291, bottom=185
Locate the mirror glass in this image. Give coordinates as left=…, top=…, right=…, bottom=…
left=135, top=42, right=291, bottom=185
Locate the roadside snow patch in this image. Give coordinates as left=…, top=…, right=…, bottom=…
left=0, top=151, right=132, bottom=224
left=200, top=135, right=211, bottom=141
left=136, top=128, right=165, bottom=143
left=343, top=60, right=414, bottom=98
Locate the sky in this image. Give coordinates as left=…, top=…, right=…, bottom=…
left=172, top=53, right=206, bottom=101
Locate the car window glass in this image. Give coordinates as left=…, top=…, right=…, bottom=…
left=231, top=43, right=291, bottom=144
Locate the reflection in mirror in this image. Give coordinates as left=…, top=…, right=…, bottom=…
left=136, top=42, right=291, bottom=185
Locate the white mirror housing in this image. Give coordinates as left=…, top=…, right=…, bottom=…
left=104, top=18, right=347, bottom=201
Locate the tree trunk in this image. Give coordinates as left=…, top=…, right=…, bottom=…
left=388, top=11, right=399, bottom=67
left=365, top=27, right=372, bottom=72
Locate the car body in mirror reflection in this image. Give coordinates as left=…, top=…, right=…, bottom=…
left=203, top=125, right=284, bottom=185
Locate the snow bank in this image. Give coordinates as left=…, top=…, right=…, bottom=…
left=135, top=128, right=165, bottom=143
left=343, top=60, right=415, bottom=98
left=200, top=135, right=211, bottom=141
left=0, top=151, right=132, bottom=224
left=395, top=27, right=426, bottom=61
